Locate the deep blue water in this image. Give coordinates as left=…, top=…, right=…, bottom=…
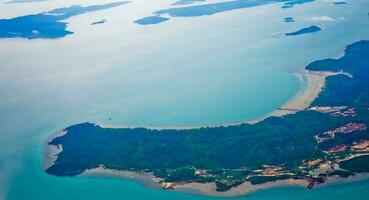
left=0, top=1, right=128, bottom=39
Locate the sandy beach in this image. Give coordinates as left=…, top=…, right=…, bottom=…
left=43, top=130, right=67, bottom=169
left=174, top=179, right=308, bottom=197
left=75, top=165, right=309, bottom=197
left=265, top=70, right=330, bottom=117
left=80, top=167, right=163, bottom=190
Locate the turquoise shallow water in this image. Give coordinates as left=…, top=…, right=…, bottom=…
left=1, top=0, right=369, bottom=199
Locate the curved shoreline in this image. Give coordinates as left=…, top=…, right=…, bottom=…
left=97, top=69, right=331, bottom=130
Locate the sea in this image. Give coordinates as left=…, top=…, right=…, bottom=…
left=1, top=0, right=369, bottom=199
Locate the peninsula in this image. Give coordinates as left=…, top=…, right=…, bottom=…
left=45, top=40, right=369, bottom=196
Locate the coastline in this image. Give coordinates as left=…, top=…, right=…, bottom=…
left=75, top=166, right=369, bottom=198
left=173, top=172, right=369, bottom=197
left=76, top=166, right=308, bottom=197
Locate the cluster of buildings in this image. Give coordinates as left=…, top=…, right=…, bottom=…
left=331, top=107, right=357, bottom=117
left=308, top=106, right=357, bottom=117
left=314, top=122, right=367, bottom=153
left=315, top=122, right=367, bottom=144
left=329, top=144, right=347, bottom=153
left=325, top=123, right=367, bottom=137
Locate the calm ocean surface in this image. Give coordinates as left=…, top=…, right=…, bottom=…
left=1, top=0, right=369, bottom=199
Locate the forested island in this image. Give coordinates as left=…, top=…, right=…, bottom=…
left=46, top=40, right=369, bottom=195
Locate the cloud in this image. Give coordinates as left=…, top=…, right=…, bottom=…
left=306, top=16, right=336, bottom=22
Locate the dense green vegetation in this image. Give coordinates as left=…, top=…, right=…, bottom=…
left=47, top=111, right=357, bottom=176
left=340, top=155, right=369, bottom=173
left=46, top=41, right=369, bottom=191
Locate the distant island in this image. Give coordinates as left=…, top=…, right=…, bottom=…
left=45, top=40, right=369, bottom=196
left=0, top=1, right=128, bottom=39
left=334, top=1, right=347, bottom=5
left=272, top=25, right=321, bottom=38
left=285, top=25, right=321, bottom=36
left=134, top=16, right=169, bottom=25
left=284, top=17, right=295, bottom=22
left=91, top=19, right=107, bottom=26
left=171, top=0, right=206, bottom=6
left=6, top=0, right=49, bottom=3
